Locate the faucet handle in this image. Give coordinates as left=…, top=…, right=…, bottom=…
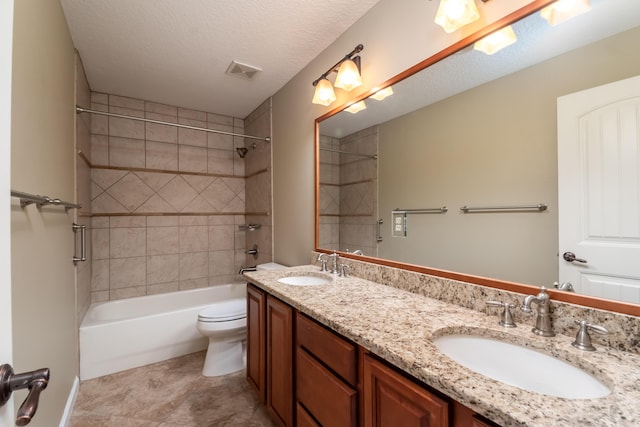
left=486, top=301, right=517, bottom=328
left=572, top=320, right=609, bottom=351
left=319, top=259, right=328, bottom=272
left=338, top=264, right=349, bottom=278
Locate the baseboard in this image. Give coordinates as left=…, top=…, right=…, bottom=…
left=59, top=376, right=79, bottom=427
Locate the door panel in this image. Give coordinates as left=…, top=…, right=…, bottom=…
left=558, top=75, right=640, bottom=303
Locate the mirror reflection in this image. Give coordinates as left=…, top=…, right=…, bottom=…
left=317, top=1, right=640, bottom=304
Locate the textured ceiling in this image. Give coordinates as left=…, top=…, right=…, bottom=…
left=60, top=0, right=381, bottom=118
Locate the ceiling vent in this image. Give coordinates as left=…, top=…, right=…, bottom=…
left=225, top=60, right=262, bottom=81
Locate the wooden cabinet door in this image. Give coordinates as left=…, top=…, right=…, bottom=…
left=267, top=295, right=294, bottom=427
left=362, top=355, right=448, bottom=427
left=247, top=284, right=266, bottom=402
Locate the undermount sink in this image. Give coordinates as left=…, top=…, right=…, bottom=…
left=432, top=334, right=611, bottom=399
left=277, top=272, right=331, bottom=286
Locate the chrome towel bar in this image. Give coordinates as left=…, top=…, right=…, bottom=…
left=11, top=190, right=81, bottom=210
left=460, top=203, right=547, bottom=213
left=393, top=207, right=448, bottom=214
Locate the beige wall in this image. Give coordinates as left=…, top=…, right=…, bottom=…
left=377, top=26, right=640, bottom=286
left=271, top=0, right=537, bottom=266
left=10, top=0, right=77, bottom=424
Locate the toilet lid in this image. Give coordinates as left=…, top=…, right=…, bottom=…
left=198, top=298, right=246, bottom=322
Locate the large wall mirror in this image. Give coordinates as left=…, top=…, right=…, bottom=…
left=315, top=0, right=640, bottom=315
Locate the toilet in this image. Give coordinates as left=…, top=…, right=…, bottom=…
left=197, top=298, right=247, bottom=377
left=197, top=262, right=286, bottom=377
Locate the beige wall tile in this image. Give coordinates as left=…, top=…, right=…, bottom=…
left=110, top=257, right=146, bottom=289
left=109, top=117, right=145, bottom=140
left=209, top=225, right=235, bottom=250
left=146, top=122, right=177, bottom=144
left=179, top=278, right=208, bottom=290
left=92, top=228, right=109, bottom=260
left=146, top=141, right=178, bottom=170
left=147, top=216, right=179, bottom=227
left=110, top=286, right=146, bottom=300
left=147, top=282, right=179, bottom=295
left=147, top=254, right=179, bottom=284
left=110, top=95, right=144, bottom=111
left=179, top=107, right=207, bottom=122
left=110, top=228, right=146, bottom=258
left=207, top=113, right=233, bottom=126
left=110, top=216, right=146, bottom=228
left=179, top=145, right=207, bottom=173
left=180, top=216, right=208, bottom=226
left=207, top=130, right=233, bottom=150
left=91, top=259, right=109, bottom=292
left=91, top=135, right=109, bottom=165
left=180, top=226, right=208, bottom=253
left=109, top=137, right=145, bottom=168
left=148, top=226, right=179, bottom=255
left=179, top=252, right=208, bottom=280
left=209, top=250, right=235, bottom=276
left=146, top=102, right=177, bottom=116
left=91, top=92, right=108, bottom=104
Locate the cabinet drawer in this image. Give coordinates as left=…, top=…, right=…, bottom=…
left=296, top=348, right=357, bottom=427
left=296, top=312, right=357, bottom=386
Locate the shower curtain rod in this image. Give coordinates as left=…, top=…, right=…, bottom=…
left=76, top=107, right=271, bottom=142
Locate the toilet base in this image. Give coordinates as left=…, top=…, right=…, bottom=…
left=202, top=339, right=246, bottom=377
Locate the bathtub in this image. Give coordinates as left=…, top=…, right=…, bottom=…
left=79, top=284, right=245, bottom=380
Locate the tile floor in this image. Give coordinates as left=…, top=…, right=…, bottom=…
left=69, top=352, right=274, bottom=426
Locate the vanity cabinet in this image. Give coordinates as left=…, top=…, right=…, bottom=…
left=266, top=294, right=294, bottom=427
left=362, top=354, right=449, bottom=427
left=295, top=312, right=358, bottom=426
left=247, top=282, right=500, bottom=427
left=247, top=284, right=266, bottom=402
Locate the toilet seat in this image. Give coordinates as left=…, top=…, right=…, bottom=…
left=198, top=298, right=246, bottom=322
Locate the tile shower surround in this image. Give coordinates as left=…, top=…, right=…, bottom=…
left=89, top=93, right=265, bottom=302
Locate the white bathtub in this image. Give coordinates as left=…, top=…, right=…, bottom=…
left=79, top=284, right=246, bottom=380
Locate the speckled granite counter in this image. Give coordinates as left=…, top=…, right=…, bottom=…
left=244, top=265, right=640, bottom=427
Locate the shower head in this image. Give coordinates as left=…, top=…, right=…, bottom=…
left=236, top=147, right=249, bottom=158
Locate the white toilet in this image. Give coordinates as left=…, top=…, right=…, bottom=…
left=197, top=262, right=286, bottom=377
left=197, top=298, right=247, bottom=377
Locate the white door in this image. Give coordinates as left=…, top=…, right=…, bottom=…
left=0, top=0, right=15, bottom=424
left=558, top=75, right=640, bottom=304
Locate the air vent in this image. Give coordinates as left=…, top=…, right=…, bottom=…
left=225, top=60, right=262, bottom=81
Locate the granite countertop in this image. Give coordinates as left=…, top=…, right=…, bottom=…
left=244, top=265, right=640, bottom=427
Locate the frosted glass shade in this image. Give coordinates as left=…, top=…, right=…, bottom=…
left=540, top=0, right=591, bottom=26
left=371, top=87, right=394, bottom=101
left=434, top=0, right=480, bottom=33
left=345, top=101, right=367, bottom=114
left=474, top=26, right=517, bottom=55
left=334, top=59, right=362, bottom=91
left=312, top=78, right=336, bottom=106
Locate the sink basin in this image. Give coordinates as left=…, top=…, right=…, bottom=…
left=432, top=334, right=611, bottom=399
left=277, top=272, right=331, bottom=286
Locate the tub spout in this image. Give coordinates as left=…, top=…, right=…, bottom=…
left=239, top=266, right=257, bottom=274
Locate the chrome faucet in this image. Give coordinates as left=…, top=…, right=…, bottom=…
left=238, top=265, right=257, bottom=274
left=316, top=253, right=328, bottom=271
left=521, top=287, right=555, bottom=337
left=328, top=252, right=340, bottom=274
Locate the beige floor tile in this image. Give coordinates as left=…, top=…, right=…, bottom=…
left=70, top=352, right=274, bottom=427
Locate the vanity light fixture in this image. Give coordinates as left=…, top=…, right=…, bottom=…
left=345, top=100, right=367, bottom=114
left=434, top=0, right=489, bottom=33
left=473, top=25, right=517, bottom=55
left=540, top=0, right=591, bottom=26
left=371, top=86, right=394, bottom=101
left=312, top=44, right=364, bottom=106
